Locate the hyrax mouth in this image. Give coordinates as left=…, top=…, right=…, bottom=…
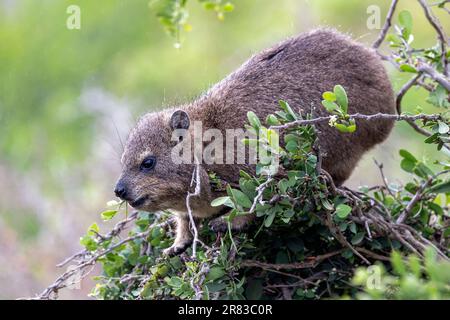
left=130, top=196, right=149, bottom=208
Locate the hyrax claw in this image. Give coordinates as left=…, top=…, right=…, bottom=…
left=163, top=241, right=191, bottom=256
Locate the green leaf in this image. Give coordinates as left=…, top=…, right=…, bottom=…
left=391, top=251, right=406, bottom=275
left=205, top=267, right=225, bottom=281
left=398, top=10, right=413, bottom=39
left=322, top=91, right=336, bottom=102
left=341, top=249, right=353, bottom=259
left=247, top=111, right=261, bottom=129
left=230, top=188, right=253, bottom=208
left=386, top=33, right=402, bottom=45
left=409, top=254, right=421, bottom=278
left=399, top=149, right=417, bottom=162
left=245, top=280, right=263, bottom=300
left=351, top=232, right=365, bottom=245
left=333, top=85, right=348, bottom=113
left=206, top=282, right=227, bottom=293
left=80, top=235, right=97, bottom=251
left=414, top=162, right=434, bottom=179
left=264, top=211, right=276, bottom=227
left=211, top=196, right=234, bottom=207
left=87, top=223, right=99, bottom=236
left=429, top=180, right=450, bottom=194
left=400, top=159, right=416, bottom=173
left=100, top=210, right=118, bottom=221
left=240, top=180, right=256, bottom=198
left=223, top=2, right=234, bottom=12
left=278, top=100, right=297, bottom=119
left=335, top=204, right=352, bottom=219
left=335, top=123, right=355, bottom=133
left=424, top=132, right=439, bottom=144
left=322, top=100, right=339, bottom=113
left=285, top=140, right=298, bottom=153
left=399, top=64, right=417, bottom=73
left=278, top=179, right=289, bottom=194
left=438, top=121, right=449, bottom=134
left=427, top=84, right=450, bottom=108
left=346, top=123, right=356, bottom=133
left=266, top=114, right=280, bottom=126
left=339, top=222, right=348, bottom=232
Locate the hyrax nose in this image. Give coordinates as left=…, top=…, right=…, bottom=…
left=114, top=181, right=128, bottom=200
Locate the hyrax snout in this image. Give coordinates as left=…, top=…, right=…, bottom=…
left=116, top=29, right=395, bottom=256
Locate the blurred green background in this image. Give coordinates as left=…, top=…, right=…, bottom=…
left=0, top=0, right=448, bottom=299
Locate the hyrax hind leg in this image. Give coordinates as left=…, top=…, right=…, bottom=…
left=209, top=212, right=255, bottom=233
left=163, top=215, right=199, bottom=256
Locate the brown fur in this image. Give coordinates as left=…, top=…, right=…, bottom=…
left=116, top=29, right=395, bottom=255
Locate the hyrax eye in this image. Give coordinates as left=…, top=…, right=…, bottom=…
left=140, top=156, right=156, bottom=172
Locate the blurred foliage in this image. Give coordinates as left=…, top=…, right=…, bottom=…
left=151, top=0, right=234, bottom=44
left=353, top=248, right=450, bottom=299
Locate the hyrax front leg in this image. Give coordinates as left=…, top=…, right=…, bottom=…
left=209, top=212, right=255, bottom=233
left=163, top=215, right=196, bottom=256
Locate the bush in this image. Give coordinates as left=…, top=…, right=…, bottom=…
left=353, top=248, right=450, bottom=300
left=84, top=96, right=448, bottom=300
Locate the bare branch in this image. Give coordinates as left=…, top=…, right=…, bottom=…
left=27, top=217, right=172, bottom=300
left=249, top=177, right=274, bottom=213
left=242, top=250, right=345, bottom=270
left=417, top=61, right=450, bottom=91
left=393, top=74, right=450, bottom=150
left=372, top=0, right=400, bottom=49
left=56, top=211, right=139, bottom=268
left=186, top=158, right=202, bottom=258
left=373, top=159, right=402, bottom=206
left=270, top=112, right=442, bottom=130
left=396, top=74, right=422, bottom=115
left=417, top=0, right=449, bottom=76
left=396, top=169, right=450, bottom=224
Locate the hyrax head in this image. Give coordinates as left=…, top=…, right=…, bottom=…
left=115, top=109, right=192, bottom=212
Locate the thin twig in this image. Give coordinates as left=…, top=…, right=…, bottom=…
left=416, top=61, right=450, bottom=91
left=186, top=158, right=202, bottom=258
left=417, top=0, right=449, bottom=76
left=28, top=217, right=172, bottom=300
left=396, top=169, right=450, bottom=224
left=372, top=0, right=400, bottom=49
left=249, top=177, right=274, bottom=213
left=396, top=74, right=421, bottom=115
left=270, top=112, right=441, bottom=130
left=56, top=211, right=139, bottom=268
left=242, top=250, right=344, bottom=270
left=374, top=159, right=402, bottom=206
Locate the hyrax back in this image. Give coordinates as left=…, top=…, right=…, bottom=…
left=116, top=29, right=395, bottom=255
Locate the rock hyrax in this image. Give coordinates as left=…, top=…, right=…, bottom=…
left=115, top=29, right=395, bottom=256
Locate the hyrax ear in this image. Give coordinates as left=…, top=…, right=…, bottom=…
left=170, top=110, right=190, bottom=130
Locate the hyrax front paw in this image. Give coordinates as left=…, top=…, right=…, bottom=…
left=163, top=241, right=191, bottom=257
left=208, top=217, right=228, bottom=233
left=209, top=214, right=255, bottom=234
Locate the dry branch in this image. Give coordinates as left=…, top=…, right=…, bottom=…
left=372, top=0, right=400, bottom=49
left=270, top=112, right=442, bottom=130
